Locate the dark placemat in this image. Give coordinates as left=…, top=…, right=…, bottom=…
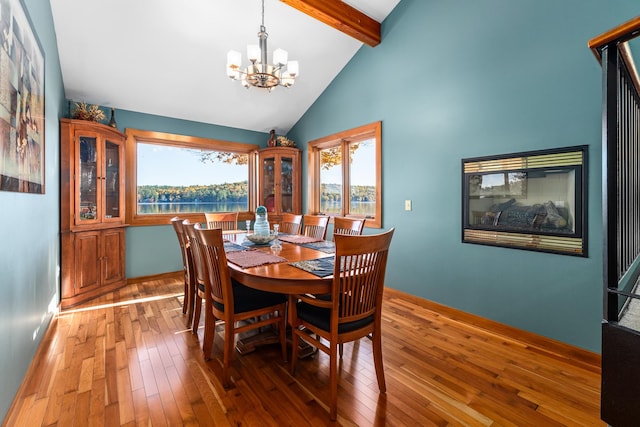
left=289, top=257, right=336, bottom=278
left=224, top=241, right=248, bottom=253
left=300, top=240, right=335, bottom=254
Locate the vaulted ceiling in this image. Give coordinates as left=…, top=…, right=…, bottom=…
left=50, top=0, right=401, bottom=134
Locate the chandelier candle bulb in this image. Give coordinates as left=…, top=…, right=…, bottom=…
left=287, top=61, right=299, bottom=77
left=273, top=48, right=288, bottom=66
left=227, top=50, right=241, bottom=69
left=247, top=45, right=260, bottom=62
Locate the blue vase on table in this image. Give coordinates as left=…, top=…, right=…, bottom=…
left=254, top=206, right=270, bottom=236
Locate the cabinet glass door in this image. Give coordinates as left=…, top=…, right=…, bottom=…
left=104, top=140, right=121, bottom=220
left=280, top=156, right=293, bottom=213
left=78, top=136, right=98, bottom=222
left=262, top=156, right=276, bottom=212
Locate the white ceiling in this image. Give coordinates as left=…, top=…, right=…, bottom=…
left=50, top=0, right=400, bottom=135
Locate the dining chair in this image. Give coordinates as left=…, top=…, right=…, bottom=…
left=171, top=216, right=196, bottom=325
left=289, top=228, right=395, bottom=421
left=204, top=212, right=239, bottom=231
left=302, top=214, right=330, bottom=239
left=182, top=219, right=208, bottom=334
left=194, top=224, right=288, bottom=387
left=332, top=216, right=365, bottom=239
left=280, top=213, right=303, bottom=234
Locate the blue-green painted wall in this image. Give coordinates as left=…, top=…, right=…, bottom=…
left=288, top=0, right=638, bottom=352
left=105, top=109, right=268, bottom=279
left=0, top=0, right=65, bottom=421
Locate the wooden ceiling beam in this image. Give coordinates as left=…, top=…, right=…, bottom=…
left=280, top=0, right=381, bottom=47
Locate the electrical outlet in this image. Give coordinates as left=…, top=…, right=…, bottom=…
left=405, top=200, right=412, bottom=211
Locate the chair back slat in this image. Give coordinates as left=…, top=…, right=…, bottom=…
left=204, top=212, right=239, bottom=231
left=171, top=216, right=187, bottom=249
left=302, top=215, right=329, bottom=239
left=182, top=220, right=208, bottom=292
left=333, top=216, right=365, bottom=238
left=171, top=216, right=188, bottom=270
left=280, top=213, right=303, bottom=234
left=195, top=225, right=232, bottom=311
left=334, top=230, right=393, bottom=323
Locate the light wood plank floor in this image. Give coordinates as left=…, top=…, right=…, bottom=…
left=4, top=276, right=603, bottom=426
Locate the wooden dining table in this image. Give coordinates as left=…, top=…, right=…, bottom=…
left=226, top=234, right=332, bottom=294
left=222, top=232, right=334, bottom=355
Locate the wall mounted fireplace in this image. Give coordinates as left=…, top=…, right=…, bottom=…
left=462, top=146, right=587, bottom=256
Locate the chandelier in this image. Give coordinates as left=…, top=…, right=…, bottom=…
left=226, top=0, right=299, bottom=91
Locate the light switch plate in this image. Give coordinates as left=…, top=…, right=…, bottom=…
left=405, top=200, right=412, bottom=211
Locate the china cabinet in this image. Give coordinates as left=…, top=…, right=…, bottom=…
left=60, top=119, right=127, bottom=308
left=258, top=147, right=301, bottom=222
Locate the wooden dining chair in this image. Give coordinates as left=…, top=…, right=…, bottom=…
left=332, top=216, right=365, bottom=239
left=194, top=224, right=288, bottom=387
left=280, top=213, right=302, bottom=234
left=182, top=219, right=208, bottom=334
left=171, top=216, right=196, bottom=325
left=289, top=228, right=395, bottom=421
left=204, top=212, right=239, bottom=231
left=302, top=215, right=329, bottom=239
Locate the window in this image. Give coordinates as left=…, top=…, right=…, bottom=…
left=308, top=121, right=382, bottom=228
left=125, top=129, right=259, bottom=226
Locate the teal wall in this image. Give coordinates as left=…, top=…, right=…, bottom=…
left=288, top=0, right=638, bottom=352
left=0, top=0, right=65, bottom=421
left=106, top=108, right=268, bottom=279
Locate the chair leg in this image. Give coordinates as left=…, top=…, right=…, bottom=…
left=192, top=293, right=202, bottom=334
left=290, top=330, right=299, bottom=375
left=329, top=342, right=339, bottom=421
left=186, top=277, right=196, bottom=328
left=279, top=311, right=287, bottom=363
left=182, top=271, right=188, bottom=315
left=185, top=295, right=194, bottom=329
left=222, top=321, right=235, bottom=387
left=202, top=314, right=217, bottom=361
left=372, top=330, right=386, bottom=393
left=339, top=343, right=343, bottom=358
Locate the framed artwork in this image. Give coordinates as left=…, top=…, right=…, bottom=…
left=0, top=0, right=45, bottom=194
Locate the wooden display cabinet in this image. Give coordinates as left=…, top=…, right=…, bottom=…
left=60, top=119, right=127, bottom=308
left=258, top=147, right=301, bottom=223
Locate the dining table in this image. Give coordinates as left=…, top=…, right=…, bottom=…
left=221, top=231, right=336, bottom=355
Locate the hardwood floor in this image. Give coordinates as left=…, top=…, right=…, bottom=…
left=4, top=276, right=603, bottom=426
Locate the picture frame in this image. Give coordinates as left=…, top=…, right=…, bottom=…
left=0, top=0, right=45, bottom=194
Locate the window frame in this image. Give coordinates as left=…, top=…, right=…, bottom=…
left=307, top=121, right=382, bottom=228
left=125, top=128, right=259, bottom=226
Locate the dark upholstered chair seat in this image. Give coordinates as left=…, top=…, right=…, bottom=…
left=214, top=282, right=287, bottom=313
left=297, top=300, right=373, bottom=334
